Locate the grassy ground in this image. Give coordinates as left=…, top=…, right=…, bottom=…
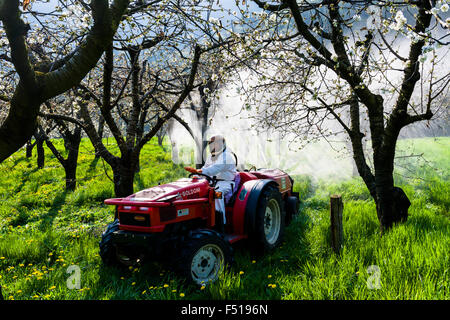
left=0, top=137, right=448, bottom=300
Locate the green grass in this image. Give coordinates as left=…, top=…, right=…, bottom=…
left=0, top=137, right=448, bottom=300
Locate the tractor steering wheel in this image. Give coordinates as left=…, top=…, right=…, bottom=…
left=189, top=172, right=214, bottom=185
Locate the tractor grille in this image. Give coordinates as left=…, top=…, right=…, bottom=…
left=159, top=206, right=177, bottom=222
left=119, top=212, right=151, bottom=227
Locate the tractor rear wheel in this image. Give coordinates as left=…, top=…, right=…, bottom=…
left=99, top=219, right=143, bottom=268
left=251, top=185, right=286, bottom=251
left=285, top=196, right=299, bottom=225
left=176, top=229, right=233, bottom=285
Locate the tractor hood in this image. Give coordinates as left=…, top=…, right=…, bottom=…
left=127, top=177, right=210, bottom=202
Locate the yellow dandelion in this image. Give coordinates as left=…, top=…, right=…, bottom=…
left=180, top=293, right=185, bottom=298
left=48, top=252, right=53, bottom=256
left=251, top=260, right=256, bottom=264
left=120, top=277, right=125, bottom=280
left=163, top=284, right=169, bottom=288
left=267, top=275, right=272, bottom=279
left=0, top=257, right=5, bottom=260
left=172, top=289, right=177, bottom=293
left=200, top=285, right=206, bottom=290
left=17, top=290, right=22, bottom=294
left=32, top=295, right=39, bottom=299
left=19, top=263, right=24, bottom=267
left=49, top=286, right=56, bottom=290
left=271, top=284, right=277, bottom=288
left=142, top=290, right=146, bottom=295
left=239, top=271, right=244, bottom=275
left=131, top=282, right=136, bottom=286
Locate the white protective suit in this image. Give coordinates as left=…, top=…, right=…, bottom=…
left=201, top=147, right=237, bottom=224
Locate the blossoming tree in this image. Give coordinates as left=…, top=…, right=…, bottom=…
left=238, top=0, right=449, bottom=232
left=0, top=0, right=132, bottom=163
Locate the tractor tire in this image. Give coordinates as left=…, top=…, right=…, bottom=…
left=175, top=229, right=233, bottom=286
left=251, top=185, right=286, bottom=252
left=99, top=219, right=143, bottom=268
left=285, top=196, right=299, bottom=226
left=99, top=219, right=120, bottom=266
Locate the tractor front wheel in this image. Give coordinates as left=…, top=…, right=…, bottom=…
left=176, top=229, right=233, bottom=285
left=99, top=219, right=143, bottom=268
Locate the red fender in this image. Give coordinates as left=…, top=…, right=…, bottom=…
left=230, top=179, right=262, bottom=236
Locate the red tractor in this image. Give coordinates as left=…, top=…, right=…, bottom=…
left=100, top=168, right=299, bottom=285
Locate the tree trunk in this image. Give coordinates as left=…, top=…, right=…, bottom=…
left=374, top=174, right=411, bottom=233
left=65, top=163, right=77, bottom=191
left=113, top=166, right=135, bottom=198
left=157, top=134, right=164, bottom=147
left=26, top=139, right=34, bottom=158
left=64, top=129, right=81, bottom=191
left=373, top=142, right=411, bottom=233
left=95, top=115, right=105, bottom=160
left=112, top=152, right=139, bottom=198
left=36, top=136, right=45, bottom=169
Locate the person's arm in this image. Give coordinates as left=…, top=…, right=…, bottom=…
left=201, top=162, right=225, bottom=177
left=184, top=166, right=199, bottom=174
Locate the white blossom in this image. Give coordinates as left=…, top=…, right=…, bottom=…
left=209, top=17, right=220, bottom=25
left=390, top=10, right=407, bottom=31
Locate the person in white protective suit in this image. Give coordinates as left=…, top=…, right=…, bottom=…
left=184, top=134, right=237, bottom=232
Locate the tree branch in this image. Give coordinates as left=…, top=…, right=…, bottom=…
left=38, top=112, right=87, bottom=130
left=137, top=45, right=202, bottom=151
left=41, top=0, right=130, bottom=100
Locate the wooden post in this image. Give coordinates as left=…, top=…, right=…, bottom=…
left=330, top=195, right=343, bottom=254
